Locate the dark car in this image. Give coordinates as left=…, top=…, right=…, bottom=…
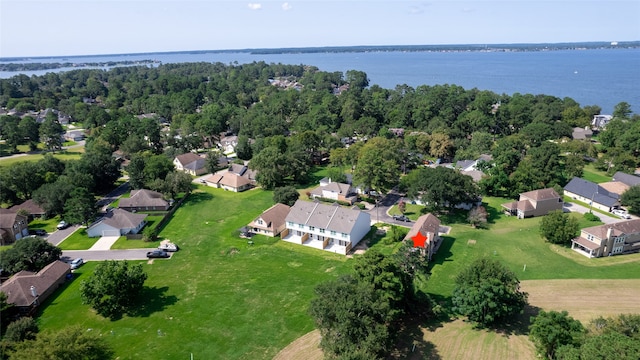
left=146, top=250, right=170, bottom=259
left=29, top=229, right=47, bottom=236
left=393, top=215, right=411, bottom=222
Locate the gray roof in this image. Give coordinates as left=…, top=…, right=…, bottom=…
left=286, top=200, right=368, bottom=234
left=612, top=172, right=640, bottom=187
left=93, top=209, right=147, bottom=230
left=564, top=177, right=619, bottom=207
left=455, top=160, right=475, bottom=169
left=119, top=189, right=168, bottom=209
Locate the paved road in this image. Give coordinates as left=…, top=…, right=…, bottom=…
left=366, top=190, right=414, bottom=228
left=97, top=181, right=130, bottom=212
left=61, top=249, right=166, bottom=262
left=562, top=202, right=630, bottom=224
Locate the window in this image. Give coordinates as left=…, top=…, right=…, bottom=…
left=341, top=233, right=347, bottom=238
left=309, top=226, right=315, bottom=231
left=330, top=230, right=336, bottom=236
left=287, top=221, right=294, bottom=227
left=319, top=228, right=325, bottom=233
left=257, top=219, right=263, bottom=225
left=298, top=224, right=304, bottom=229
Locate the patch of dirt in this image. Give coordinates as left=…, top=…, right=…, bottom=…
left=467, top=239, right=476, bottom=245
left=273, top=330, right=322, bottom=360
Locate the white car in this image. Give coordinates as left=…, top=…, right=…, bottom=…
left=158, top=240, right=179, bottom=252
left=70, top=258, right=84, bottom=269
left=612, top=209, right=631, bottom=219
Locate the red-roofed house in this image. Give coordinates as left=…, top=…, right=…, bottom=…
left=404, top=213, right=441, bottom=261
left=501, top=188, right=563, bottom=219
left=0, top=260, right=70, bottom=314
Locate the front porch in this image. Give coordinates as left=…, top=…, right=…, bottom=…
left=281, top=230, right=349, bottom=255
left=571, top=237, right=601, bottom=258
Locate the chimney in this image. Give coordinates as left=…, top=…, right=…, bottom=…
left=606, top=227, right=613, bottom=239
left=30, top=285, right=38, bottom=297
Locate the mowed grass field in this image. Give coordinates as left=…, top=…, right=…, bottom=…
left=37, top=186, right=354, bottom=359
left=35, top=191, right=640, bottom=359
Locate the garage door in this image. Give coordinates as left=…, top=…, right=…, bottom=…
left=102, top=230, right=120, bottom=237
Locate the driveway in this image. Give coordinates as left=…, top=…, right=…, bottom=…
left=562, top=202, right=626, bottom=225
left=88, top=236, right=120, bottom=250
left=46, top=225, right=81, bottom=246
left=61, top=249, right=160, bottom=262
left=96, top=181, right=130, bottom=211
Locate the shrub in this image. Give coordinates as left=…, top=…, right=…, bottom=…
left=583, top=212, right=600, bottom=222
left=4, top=317, right=38, bottom=342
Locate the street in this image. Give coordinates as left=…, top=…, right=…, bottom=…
left=61, top=249, right=158, bottom=262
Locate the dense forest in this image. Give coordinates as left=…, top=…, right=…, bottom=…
left=0, top=61, right=639, bottom=213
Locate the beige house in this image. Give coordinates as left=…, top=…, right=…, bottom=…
left=248, top=203, right=291, bottom=237
left=309, top=181, right=357, bottom=204
left=203, top=172, right=252, bottom=192
left=0, top=260, right=71, bottom=314
left=173, top=153, right=207, bottom=176
left=571, top=219, right=640, bottom=257
left=118, top=189, right=169, bottom=212
left=0, top=209, right=29, bottom=245
left=405, top=214, right=442, bottom=261
left=501, top=188, right=563, bottom=218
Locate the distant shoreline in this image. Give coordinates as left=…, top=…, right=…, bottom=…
left=1, top=41, right=639, bottom=63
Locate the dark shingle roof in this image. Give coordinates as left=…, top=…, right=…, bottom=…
left=612, top=172, right=640, bottom=187
left=564, top=177, right=619, bottom=207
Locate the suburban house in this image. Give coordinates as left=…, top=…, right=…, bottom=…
left=218, top=135, right=238, bottom=154
left=86, top=208, right=147, bottom=237
left=612, top=171, right=640, bottom=188
left=173, top=153, right=207, bottom=176
left=405, top=213, right=442, bottom=261
left=64, top=130, right=85, bottom=141
left=0, top=208, right=29, bottom=245
left=501, top=188, right=563, bottom=218
left=564, top=177, right=620, bottom=212
left=247, top=203, right=291, bottom=237
left=591, top=114, right=613, bottom=129
left=455, top=154, right=493, bottom=172
left=229, top=164, right=258, bottom=184
left=571, top=219, right=640, bottom=258
left=118, top=189, right=170, bottom=212
left=0, top=260, right=71, bottom=315
left=9, top=199, right=46, bottom=219
left=571, top=127, right=593, bottom=140
left=309, top=181, right=357, bottom=205
left=282, top=200, right=371, bottom=255
left=202, top=172, right=252, bottom=192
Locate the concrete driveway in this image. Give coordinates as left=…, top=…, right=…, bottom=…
left=562, top=202, right=627, bottom=224
left=61, top=249, right=161, bottom=262
left=88, top=236, right=120, bottom=250
left=46, top=225, right=81, bottom=246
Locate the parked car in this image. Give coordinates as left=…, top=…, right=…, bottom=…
left=70, top=258, right=84, bottom=270
left=612, top=209, right=631, bottom=219
left=147, top=250, right=170, bottom=258
left=393, top=215, right=411, bottom=222
left=158, top=240, right=179, bottom=252
left=29, top=229, right=47, bottom=236
left=56, top=220, right=69, bottom=230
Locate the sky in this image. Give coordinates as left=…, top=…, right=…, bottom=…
left=1, top=0, right=639, bottom=58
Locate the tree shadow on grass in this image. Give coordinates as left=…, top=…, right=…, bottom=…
left=127, top=286, right=178, bottom=318
left=390, top=315, right=442, bottom=360
left=492, top=304, right=541, bottom=337
left=181, top=191, right=213, bottom=206
left=429, top=236, right=455, bottom=267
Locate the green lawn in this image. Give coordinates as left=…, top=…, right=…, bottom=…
left=37, top=187, right=354, bottom=359
left=28, top=217, right=61, bottom=233
left=426, top=197, right=640, bottom=301
left=0, top=150, right=84, bottom=167
left=582, top=163, right=611, bottom=183
left=34, top=191, right=640, bottom=359
left=58, top=228, right=100, bottom=250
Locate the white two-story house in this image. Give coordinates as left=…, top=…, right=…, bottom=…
left=282, top=200, right=371, bottom=255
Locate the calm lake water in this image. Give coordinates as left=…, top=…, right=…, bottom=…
left=2, top=48, right=639, bottom=114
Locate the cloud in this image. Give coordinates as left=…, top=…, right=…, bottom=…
left=409, top=2, right=431, bottom=15
left=247, top=3, right=262, bottom=10
left=282, top=2, right=292, bottom=11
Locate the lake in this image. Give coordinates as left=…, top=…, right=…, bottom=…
left=2, top=48, right=639, bottom=114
